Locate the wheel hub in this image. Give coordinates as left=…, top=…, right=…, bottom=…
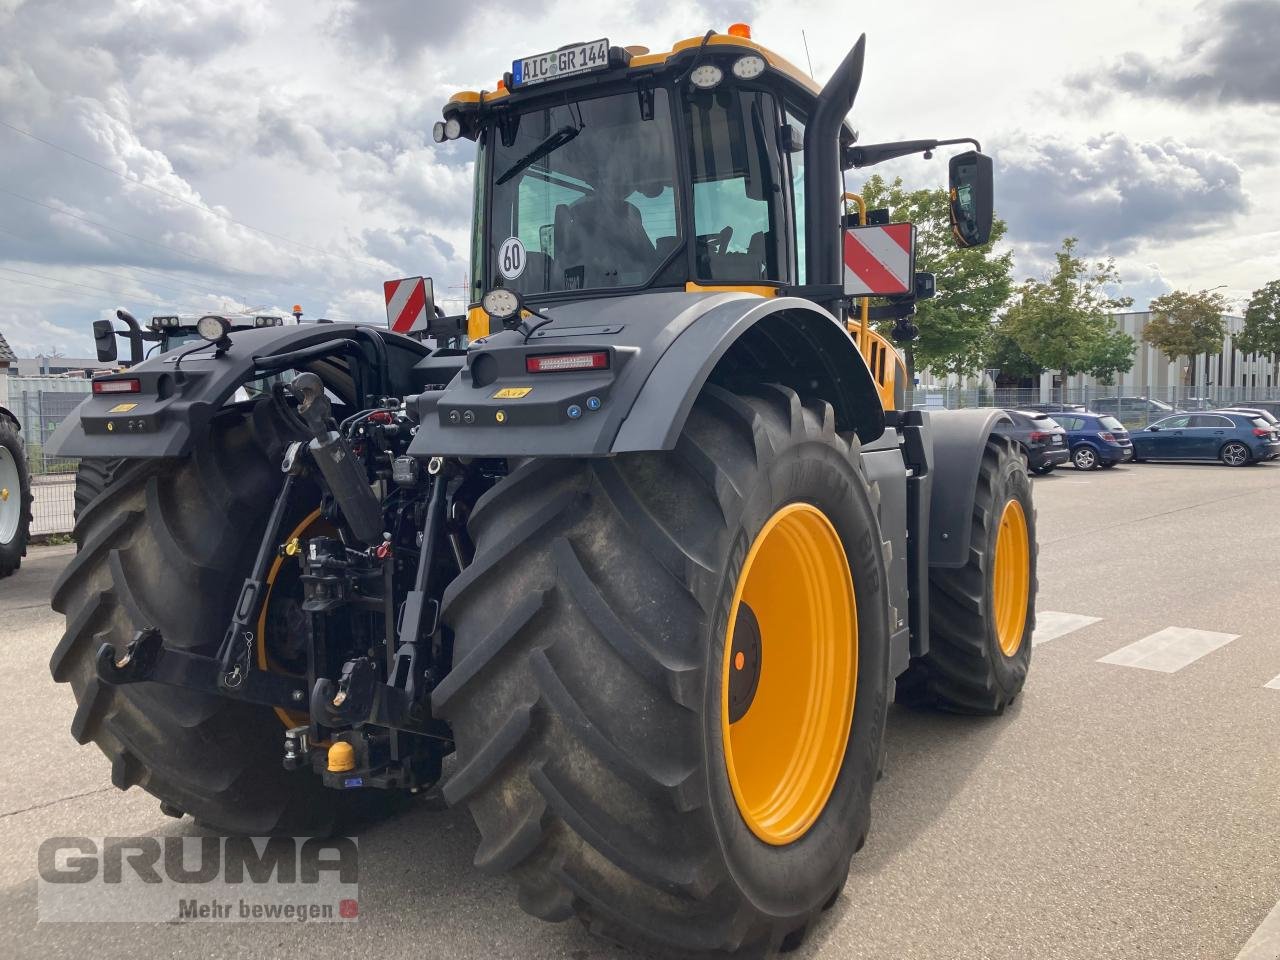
left=726, top=602, right=763, bottom=723
left=721, top=503, right=857, bottom=846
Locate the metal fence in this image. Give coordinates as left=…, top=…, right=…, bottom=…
left=910, top=384, right=1280, bottom=428
left=4, top=378, right=1280, bottom=537
left=4, top=382, right=90, bottom=536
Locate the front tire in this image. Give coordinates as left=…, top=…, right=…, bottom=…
left=434, top=384, right=890, bottom=956
left=0, top=416, right=32, bottom=578
left=897, top=436, right=1035, bottom=715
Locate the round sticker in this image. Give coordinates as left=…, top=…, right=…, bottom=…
left=498, top=236, right=526, bottom=280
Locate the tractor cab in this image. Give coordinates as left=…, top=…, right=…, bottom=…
left=437, top=25, right=994, bottom=363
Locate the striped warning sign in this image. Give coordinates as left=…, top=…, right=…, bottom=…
left=843, top=223, right=915, bottom=297
left=383, top=276, right=432, bottom=334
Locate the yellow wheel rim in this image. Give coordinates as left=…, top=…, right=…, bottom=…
left=721, top=503, right=857, bottom=846
left=992, top=498, right=1030, bottom=657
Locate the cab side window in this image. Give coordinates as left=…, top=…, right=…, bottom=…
left=784, top=106, right=807, bottom=284
left=685, top=89, right=787, bottom=283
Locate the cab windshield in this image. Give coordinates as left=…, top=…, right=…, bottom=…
left=484, top=89, right=681, bottom=297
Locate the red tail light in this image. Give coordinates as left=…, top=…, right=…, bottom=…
left=525, top=351, right=609, bottom=374
left=1253, top=427, right=1270, bottom=437
left=92, top=377, right=140, bottom=394
left=1099, top=432, right=1116, bottom=441
left=1028, top=430, right=1048, bottom=442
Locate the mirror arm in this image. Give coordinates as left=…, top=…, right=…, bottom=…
left=844, top=136, right=981, bottom=169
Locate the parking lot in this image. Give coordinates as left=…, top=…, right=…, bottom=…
left=2, top=461, right=1278, bottom=960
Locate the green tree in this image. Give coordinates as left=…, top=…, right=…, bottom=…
left=1000, top=238, right=1136, bottom=392
left=1237, top=279, right=1280, bottom=387
left=985, top=324, right=1043, bottom=383
left=1143, top=288, right=1227, bottom=386
left=857, top=175, right=1013, bottom=390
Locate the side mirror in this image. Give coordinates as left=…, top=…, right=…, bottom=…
left=949, top=150, right=993, bottom=247
left=92, top=319, right=118, bottom=364
left=1148, top=426, right=1160, bottom=432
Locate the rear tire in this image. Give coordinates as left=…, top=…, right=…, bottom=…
left=1220, top=441, right=1250, bottom=467
left=50, top=402, right=345, bottom=834
left=435, top=384, right=890, bottom=956
left=897, top=436, right=1035, bottom=715
left=0, top=416, right=32, bottom=578
left=1072, top=445, right=1098, bottom=470
left=74, top=456, right=124, bottom=520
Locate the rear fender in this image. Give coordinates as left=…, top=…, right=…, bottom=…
left=409, top=291, right=885, bottom=458
left=923, top=408, right=1014, bottom=569
left=46, top=324, right=428, bottom=459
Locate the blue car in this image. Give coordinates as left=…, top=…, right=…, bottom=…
left=1130, top=411, right=1280, bottom=467
left=1051, top=412, right=1134, bottom=470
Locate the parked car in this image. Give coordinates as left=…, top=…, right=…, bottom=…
left=1089, top=396, right=1182, bottom=427
left=995, top=410, right=1071, bottom=474
left=1019, top=402, right=1088, bottom=415
left=1130, top=411, right=1280, bottom=466
left=1050, top=411, right=1134, bottom=469
left=1230, top=399, right=1280, bottom=419
left=1224, top=406, right=1280, bottom=427
left=1181, top=397, right=1218, bottom=411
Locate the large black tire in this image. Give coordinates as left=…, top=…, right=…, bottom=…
left=49, top=402, right=344, bottom=834
left=0, top=415, right=33, bottom=578
left=897, top=436, right=1036, bottom=715
left=73, top=456, right=123, bottom=520
left=433, top=384, right=891, bottom=957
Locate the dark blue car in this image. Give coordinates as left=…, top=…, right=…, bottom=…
left=1130, top=411, right=1280, bottom=467
left=1051, top=412, right=1134, bottom=470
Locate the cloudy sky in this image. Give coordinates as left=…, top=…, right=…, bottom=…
left=1, top=0, right=1277, bottom=356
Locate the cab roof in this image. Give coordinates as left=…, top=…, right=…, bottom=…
left=442, top=31, right=825, bottom=118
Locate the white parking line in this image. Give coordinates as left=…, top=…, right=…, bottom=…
left=1235, top=897, right=1280, bottom=960
left=1264, top=675, right=1280, bottom=691
left=1033, top=611, right=1102, bottom=645
left=1098, top=626, right=1240, bottom=673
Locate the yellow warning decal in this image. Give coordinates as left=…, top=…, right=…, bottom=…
left=492, top=386, right=532, bottom=399
left=108, top=402, right=138, bottom=413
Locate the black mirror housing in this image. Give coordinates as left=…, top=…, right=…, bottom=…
left=949, top=150, right=993, bottom=247
left=92, top=319, right=118, bottom=364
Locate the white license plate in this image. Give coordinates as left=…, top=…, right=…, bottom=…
left=1051, top=435, right=1063, bottom=444
left=513, top=39, right=609, bottom=87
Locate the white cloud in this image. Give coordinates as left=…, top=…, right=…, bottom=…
left=1, top=0, right=1278, bottom=359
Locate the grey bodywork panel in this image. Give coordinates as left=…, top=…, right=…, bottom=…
left=410, top=291, right=885, bottom=458
left=921, top=407, right=1013, bottom=568
left=863, top=439, right=912, bottom=678
left=45, top=324, right=428, bottom=459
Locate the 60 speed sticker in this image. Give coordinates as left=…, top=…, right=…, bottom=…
left=498, top=237, right=526, bottom=279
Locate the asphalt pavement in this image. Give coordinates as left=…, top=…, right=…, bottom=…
left=2, top=461, right=1278, bottom=960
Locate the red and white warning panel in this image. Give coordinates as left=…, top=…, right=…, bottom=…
left=843, top=223, right=916, bottom=297
left=383, top=276, right=434, bottom=334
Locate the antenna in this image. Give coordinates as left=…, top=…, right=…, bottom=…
left=801, top=30, right=815, bottom=80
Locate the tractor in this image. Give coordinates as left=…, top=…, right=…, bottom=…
left=48, top=25, right=1035, bottom=956
left=0, top=400, right=31, bottom=577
